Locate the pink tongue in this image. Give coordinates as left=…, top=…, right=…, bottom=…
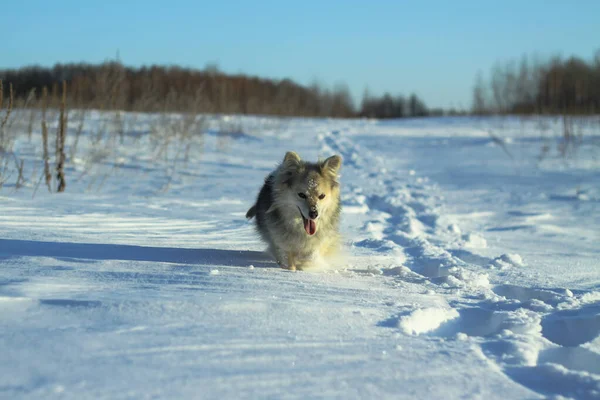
left=304, top=218, right=317, bottom=235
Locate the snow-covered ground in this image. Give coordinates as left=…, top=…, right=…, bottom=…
left=1, top=112, right=599, bottom=399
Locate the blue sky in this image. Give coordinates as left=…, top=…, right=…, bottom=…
left=4, top=0, right=600, bottom=109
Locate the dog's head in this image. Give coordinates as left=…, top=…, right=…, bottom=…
left=276, top=151, right=342, bottom=235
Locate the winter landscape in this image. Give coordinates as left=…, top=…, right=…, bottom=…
left=1, top=111, right=599, bottom=399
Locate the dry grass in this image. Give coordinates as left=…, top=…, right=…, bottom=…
left=14, top=155, right=25, bottom=189
left=1, top=80, right=14, bottom=151
left=0, top=80, right=15, bottom=187
left=1, top=80, right=14, bottom=131
left=0, top=76, right=270, bottom=196
left=41, top=87, right=52, bottom=192
left=486, top=130, right=514, bottom=161
left=56, top=81, right=67, bottom=192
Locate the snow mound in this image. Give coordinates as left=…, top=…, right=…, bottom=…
left=399, top=307, right=460, bottom=335
left=462, top=233, right=488, bottom=249
left=492, top=253, right=525, bottom=268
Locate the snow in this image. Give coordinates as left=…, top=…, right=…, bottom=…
left=398, top=307, right=460, bottom=335
left=1, top=112, right=599, bottom=399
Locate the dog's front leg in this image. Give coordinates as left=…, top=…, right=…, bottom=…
left=269, top=245, right=285, bottom=267
left=286, top=252, right=297, bottom=271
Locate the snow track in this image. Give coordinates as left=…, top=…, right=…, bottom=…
left=321, top=128, right=600, bottom=399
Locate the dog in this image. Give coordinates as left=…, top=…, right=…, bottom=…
left=246, top=151, right=342, bottom=270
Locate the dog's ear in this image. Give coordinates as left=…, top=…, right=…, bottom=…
left=280, top=151, right=302, bottom=185
left=321, top=155, right=342, bottom=175
left=282, top=151, right=302, bottom=170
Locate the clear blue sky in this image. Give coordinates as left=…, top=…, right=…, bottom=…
left=4, top=0, right=600, bottom=109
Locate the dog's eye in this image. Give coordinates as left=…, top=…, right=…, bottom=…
left=298, top=193, right=307, bottom=199
left=318, top=194, right=326, bottom=200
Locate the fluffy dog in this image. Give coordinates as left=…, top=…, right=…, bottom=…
left=246, top=151, right=342, bottom=270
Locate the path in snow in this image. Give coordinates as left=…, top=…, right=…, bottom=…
left=321, top=126, right=600, bottom=399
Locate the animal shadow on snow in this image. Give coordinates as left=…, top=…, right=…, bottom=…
left=0, top=238, right=276, bottom=269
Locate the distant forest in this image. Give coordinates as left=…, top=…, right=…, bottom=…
left=473, top=50, right=600, bottom=115
left=0, top=62, right=432, bottom=119
left=5, top=52, right=598, bottom=119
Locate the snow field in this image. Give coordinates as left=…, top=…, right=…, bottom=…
left=0, top=113, right=599, bottom=399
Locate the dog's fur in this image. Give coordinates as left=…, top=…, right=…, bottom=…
left=246, top=151, right=342, bottom=270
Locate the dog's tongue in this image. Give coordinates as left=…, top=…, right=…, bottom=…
left=304, top=218, right=317, bottom=235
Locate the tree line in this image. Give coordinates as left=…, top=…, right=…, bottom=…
left=473, top=50, right=600, bottom=115
left=0, top=62, right=432, bottom=118
left=0, top=62, right=355, bottom=117
left=360, top=91, right=430, bottom=118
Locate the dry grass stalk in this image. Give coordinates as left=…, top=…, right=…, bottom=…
left=14, top=155, right=25, bottom=189
left=558, top=116, right=583, bottom=161
left=28, top=109, right=35, bottom=141
left=0, top=157, right=11, bottom=189
left=69, top=109, right=86, bottom=161
left=56, top=81, right=67, bottom=192
left=487, top=130, right=514, bottom=161
left=41, top=87, right=52, bottom=192
left=26, top=88, right=38, bottom=141
left=1, top=81, right=13, bottom=129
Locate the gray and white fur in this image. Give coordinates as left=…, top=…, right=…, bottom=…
left=246, top=151, right=342, bottom=270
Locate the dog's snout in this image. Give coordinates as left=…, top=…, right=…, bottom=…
left=309, top=207, right=318, bottom=219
